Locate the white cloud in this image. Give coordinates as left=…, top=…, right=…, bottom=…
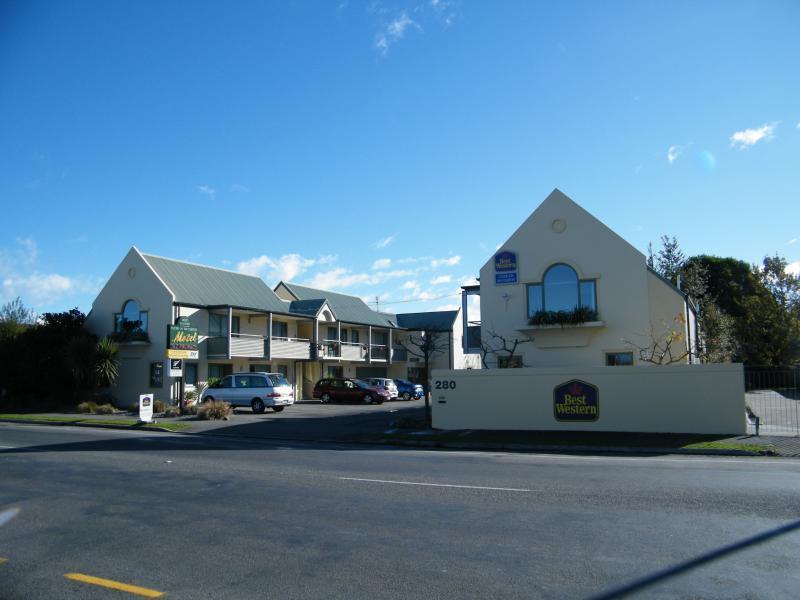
left=15, top=237, right=38, bottom=264
left=304, top=268, right=412, bottom=291
left=402, top=280, right=419, bottom=290
left=730, top=122, right=777, bottom=149
left=667, top=145, right=683, bottom=164
left=237, top=253, right=333, bottom=282
left=372, top=258, right=392, bottom=270
left=786, top=261, right=800, bottom=276
left=431, top=255, right=461, bottom=268
left=374, top=234, right=397, bottom=249
left=2, top=272, right=102, bottom=306
left=434, top=303, right=460, bottom=311
left=461, top=276, right=479, bottom=287
left=375, top=11, right=419, bottom=55
left=787, top=238, right=797, bottom=245
left=431, top=275, right=452, bottom=285
left=197, top=184, right=216, bottom=197
left=230, top=183, right=249, bottom=193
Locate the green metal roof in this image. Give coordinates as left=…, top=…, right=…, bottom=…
left=142, top=253, right=290, bottom=313
left=289, top=299, right=330, bottom=317
left=279, top=282, right=396, bottom=328
left=396, top=310, right=458, bottom=332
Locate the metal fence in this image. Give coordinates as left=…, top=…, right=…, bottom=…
left=744, top=366, right=800, bottom=436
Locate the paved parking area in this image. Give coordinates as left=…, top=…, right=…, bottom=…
left=181, top=397, right=426, bottom=440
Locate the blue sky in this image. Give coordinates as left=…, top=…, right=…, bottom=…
left=1, top=0, right=798, bottom=316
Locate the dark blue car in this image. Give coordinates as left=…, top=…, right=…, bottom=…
left=394, top=379, right=424, bottom=401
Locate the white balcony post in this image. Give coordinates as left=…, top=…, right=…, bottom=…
left=314, top=318, right=319, bottom=359
left=337, top=321, right=342, bottom=359
left=462, top=290, right=469, bottom=353
left=227, top=306, right=233, bottom=360
left=267, top=312, right=273, bottom=360
left=368, top=325, right=372, bottom=363
left=388, top=328, right=393, bottom=364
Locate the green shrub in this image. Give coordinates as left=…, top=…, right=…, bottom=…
left=181, top=404, right=198, bottom=416
left=197, top=400, right=232, bottom=420
left=128, top=401, right=140, bottom=414
left=154, top=399, right=167, bottom=413
left=77, top=401, right=97, bottom=414
left=529, top=307, right=599, bottom=327
left=93, top=403, right=115, bottom=415
left=163, top=406, right=180, bottom=418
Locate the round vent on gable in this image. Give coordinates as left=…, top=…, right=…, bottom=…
left=551, top=219, right=567, bottom=233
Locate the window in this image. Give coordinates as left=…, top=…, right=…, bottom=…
left=527, top=264, right=597, bottom=317
left=209, top=314, right=226, bottom=337
left=218, top=375, right=233, bottom=388
left=250, top=364, right=270, bottom=373
left=498, top=356, right=523, bottom=368
left=272, top=321, right=288, bottom=338
left=341, top=328, right=348, bottom=342
left=184, top=363, right=198, bottom=385
left=234, top=374, right=251, bottom=388
left=351, top=330, right=360, bottom=343
left=327, top=366, right=343, bottom=378
left=114, top=299, right=148, bottom=334
left=327, top=326, right=337, bottom=341
left=208, top=363, right=230, bottom=380
left=275, top=364, right=289, bottom=378
left=606, top=352, right=633, bottom=366
left=231, top=316, right=240, bottom=334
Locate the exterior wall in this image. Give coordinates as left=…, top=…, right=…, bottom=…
left=646, top=272, right=695, bottom=363
left=85, top=248, right=175, bottom=408
left=431, top=364, right=746, bottom=434
left=479, top=190, right=685, bottom=368
left=451, top=309, right=481, bottom=369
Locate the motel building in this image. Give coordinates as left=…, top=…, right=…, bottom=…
left=85, top=248, right=477, bottom=407
left=461, top=188, right=699, bottom=368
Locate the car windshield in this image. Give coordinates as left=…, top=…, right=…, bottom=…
left=354, top=380, right=370, bottom=389
left=268, top=375, right=290, bottom=387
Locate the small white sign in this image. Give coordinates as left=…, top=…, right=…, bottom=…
left=139, top=393, right=154, bottom=423
left=168, top=358, right=183, bottom=378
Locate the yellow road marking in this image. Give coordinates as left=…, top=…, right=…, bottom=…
left=64, top=573, right=164, bottom=598
left=0, top=557, right=8, bottom=564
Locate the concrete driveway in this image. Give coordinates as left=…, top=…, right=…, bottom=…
left=183, top=397, right=426, bottom=440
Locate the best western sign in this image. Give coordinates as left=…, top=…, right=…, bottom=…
left=166, top=317, right=198, bottom=359
left=553, top=379, right=599, bottom=422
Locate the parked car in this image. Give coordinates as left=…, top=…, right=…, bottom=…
left=313, top=378, right=389, bottom=404
left=201, top=372, right=294, bottom=414
left=367, top=377, right=399, bottom=400
left=394, top=379, right=424, bottom=401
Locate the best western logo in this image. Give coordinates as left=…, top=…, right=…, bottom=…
left=553, top=380, right=599, bottom=422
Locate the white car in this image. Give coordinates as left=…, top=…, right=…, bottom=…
left=201, top=372, right=294, bottom=413
left=367, top=378, right=399, bottom=400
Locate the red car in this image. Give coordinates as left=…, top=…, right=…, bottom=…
left=313, top=378, right=389, bottom=404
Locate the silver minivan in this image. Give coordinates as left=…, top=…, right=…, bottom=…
left=201, top=372, right=294, bottom=413
left=367, top=377, right=399, bottom=400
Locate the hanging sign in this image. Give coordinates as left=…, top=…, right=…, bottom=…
left=169, top=358, right=183, bottom=377
left=139, top=393, right=154, bottom=423
left=553, top=380, right=599, bottom=422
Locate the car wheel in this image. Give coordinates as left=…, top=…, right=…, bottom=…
left=321, top=393, right=331, bottom=404
left=272, top=406, right=284, bottom=413
left=363, top=394, right=373, bottom=404
left=374, top=396, right=384, bottom=405
left=402, top=392, right=411, bottom=401
left=251, top=398, right=265, bottom=414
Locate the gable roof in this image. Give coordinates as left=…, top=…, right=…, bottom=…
left=396, top=310, right=458, bottom=332
left=289, top=298, right=331, bottom=318
left=141, top=253, right=290, bottom=313
left=278, top=282, right=396, bottom=327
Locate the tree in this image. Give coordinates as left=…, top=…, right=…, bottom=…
left=479, top=329, right=531, bottom=369
left=624, top=313, right=691, bottom=365
left=396, top=328, right=449, bottom=427
left=94, top=337, right=120, bottom=388
left=0, top=297, right=35, bottom=341
left=655, top=235, right=685, bottom=285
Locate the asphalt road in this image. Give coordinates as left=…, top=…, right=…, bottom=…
left=1, top=424, right=799, bottom=600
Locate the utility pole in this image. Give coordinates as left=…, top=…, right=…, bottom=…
left=375, top=296, right=380, bottom=312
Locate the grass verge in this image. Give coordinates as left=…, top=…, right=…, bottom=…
left=367, top=429, right=776, bottom=455
left=0, top=414, right=190, bottom=432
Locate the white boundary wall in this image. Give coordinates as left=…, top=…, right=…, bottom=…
left=431, top=364, right=745, bottom=435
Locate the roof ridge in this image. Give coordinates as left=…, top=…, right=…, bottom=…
left=141, top=252, right=262, bottom=280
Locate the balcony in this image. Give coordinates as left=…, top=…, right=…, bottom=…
left=271, top=337, right=312, bottom=360
left=341, top=341, right=368, bottom=361
left=371, top=344, right=388, bottom=361
left=207, top=334, right=267, bottom=358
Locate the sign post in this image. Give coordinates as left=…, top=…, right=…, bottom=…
left=167, top=317, right=197, bottom=412
left=139, top=393, right=154, bottom=423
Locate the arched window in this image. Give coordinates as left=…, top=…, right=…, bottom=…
left=114, top=299, right=148, bottom=333
left=527, top=264, right=597, bottom=318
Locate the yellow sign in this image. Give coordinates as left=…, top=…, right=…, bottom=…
left=166, top=349, right=199, bottom=359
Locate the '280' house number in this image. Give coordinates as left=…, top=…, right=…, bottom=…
left=434, top=380, right=457, bottom=390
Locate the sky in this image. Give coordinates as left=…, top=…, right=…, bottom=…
left=1, top=0, right=799, bottom=317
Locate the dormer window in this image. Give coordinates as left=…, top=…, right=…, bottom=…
left=527, top=264, right=597, bottom=318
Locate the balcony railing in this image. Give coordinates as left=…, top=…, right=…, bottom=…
left=271, top=337, right=312, bottom=360
left=392, top=347, right=408, bottom=362
left=371, top=344, right=388, bottom=361
left=341, top=341, right=367, bottom=361
left=320, top=339, right=340, bottom=359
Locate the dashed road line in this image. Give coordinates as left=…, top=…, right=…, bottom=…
left=338, top=476, right=533, bottom=492
left=0, top=557, right=8, bottom=565
left=64, top=573, right=165, bottom=598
